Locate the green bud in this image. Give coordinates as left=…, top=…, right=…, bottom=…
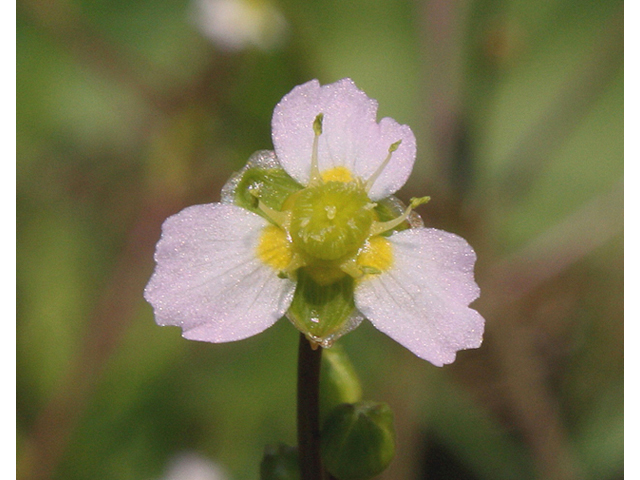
left=260, top=444, right=300, bottom=480
left=320, top=345, right=363, bottom=423
left=321, top=402, right=396, bottom=480
left=289, top=181, right=374, bottom=261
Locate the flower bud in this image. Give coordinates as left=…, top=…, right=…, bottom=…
left=259, top=444, right=300, bottom=480
left=321, top=401, right=396, bottom=480
left=319, top=345, right=362, bottom=423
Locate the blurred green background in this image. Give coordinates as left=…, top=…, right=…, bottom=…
left=17, top=0, right=623, bottom=479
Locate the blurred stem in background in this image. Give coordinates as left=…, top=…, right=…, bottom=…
left=393, top=1, right=623, bottom=479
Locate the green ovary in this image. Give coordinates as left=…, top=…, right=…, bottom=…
left=289, top=181, right=374, bottom=261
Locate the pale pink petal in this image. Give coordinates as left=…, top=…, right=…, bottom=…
left=271, top=78, right=416, bottom=200
left=354, top=228, right=484, bottom=366
left=144, top=203, right=295, bottom=343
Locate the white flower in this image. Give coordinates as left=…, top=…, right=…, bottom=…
left=159, top=452, right=228, bottom=480
left=191, top=0, right=288, bottom=52
left=144, top=79, right=484, bottom=366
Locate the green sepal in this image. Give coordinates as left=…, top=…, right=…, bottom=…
left=286, top=269, right=362, bottom=347
left=320, top=345, right=363, bottom=424
left=260, top=444, right=300, bottom=480
left=235, top=166, right=302, bottom=213
left=222, top=150, right=303, bottom=217
left=321, top=402, right=396, bottom=480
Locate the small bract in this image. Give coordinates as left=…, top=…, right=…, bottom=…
left=144, top=78, right=485, bottom=366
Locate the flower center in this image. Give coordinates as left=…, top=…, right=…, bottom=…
left=253, top=113, right=428, bottom=285
left=321, top=166, right=353, bottom=183
left=357, top=236, right=393, bottom=275
left=288, top=181, right=374, bottom=261
left=256, top=225, right=295, bottom=271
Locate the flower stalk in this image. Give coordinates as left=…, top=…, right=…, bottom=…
left=297, top=334, right=325, bottom=480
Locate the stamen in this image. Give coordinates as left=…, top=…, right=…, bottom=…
left=364, top=140, right=402, bottom=192
left=369, top=196, right=430, bottom=237
left=309, top=113, right=324, bottom=186
left=313, top=113, right=324, bottom=135
left=258, top=200, right=290, bottom=228
left=339, top=256, right=384, bottom=279
left=409, top=196, right=431, bottom=209
left=360, top=266, right=382, bottom=275
left=339, top=257, right=364, bottom=278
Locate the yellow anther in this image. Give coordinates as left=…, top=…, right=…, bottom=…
left=321, top=166, right=354, bottom=183
left=257, top=225, right=295, bottom=272
left=357, top=236, right=393, bottom=276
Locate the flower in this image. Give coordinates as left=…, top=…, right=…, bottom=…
left=144, top=79, right=484, bottom=366
left=159, top=452, right=228, bottom=480
left=191, top=0, right=288, bottom=52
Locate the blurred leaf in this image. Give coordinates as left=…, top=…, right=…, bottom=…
left=424, top=373, right=534, bottom=480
